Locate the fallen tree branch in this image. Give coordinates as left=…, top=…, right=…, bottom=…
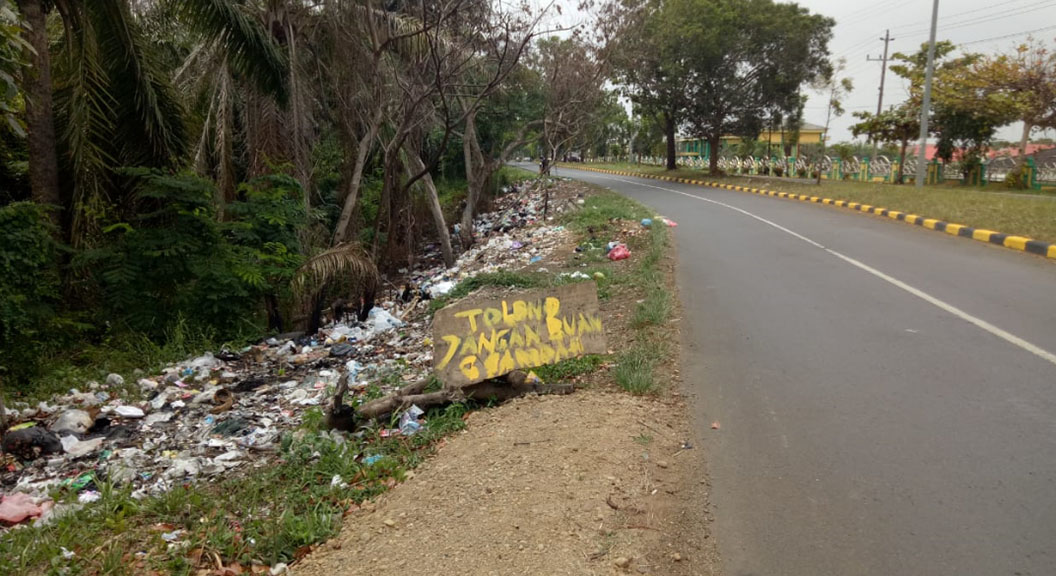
left=346, top=370, right=574, bottom=423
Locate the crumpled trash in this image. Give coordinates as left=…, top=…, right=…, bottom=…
left=608, top=244, right=631, bottom=261
left=362, top=454, right=383, bottom=465
left=330, top=342, right=355, bottom=357
left=60, top=435, right=104, bottom=458
left=640, top=218, right=653, bottom=228
left=0, top=492, right=44, bottom=525
left=427, top=280, right=456, bottom=298
left=113, top=405, right=145, bottom=419
left=106, top=373, right=125, bottom=387
left=51, top=409, right=94, bottom=435
left=661, top=217, right=678, bottom=227
left=2, top=425, right=63, bottom=461
left=398, top=405, right=425, bottom=436
left=367, top=307, right=403, bottom=333
left=164, top=457, right=202, bottom=479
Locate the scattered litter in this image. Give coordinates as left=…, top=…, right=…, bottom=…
left=640, top=218, right=653, bottom=228
left=711, top=421, right=721, bottom=430
left=0, top=177, right=583, bottom=530
left=661, top=217, right=678, bottom=227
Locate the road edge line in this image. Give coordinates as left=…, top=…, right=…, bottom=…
left=561, top=165, right=1056, bottom=261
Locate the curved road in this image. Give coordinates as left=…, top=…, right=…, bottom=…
left=553, top=166, right=1056, bottom=576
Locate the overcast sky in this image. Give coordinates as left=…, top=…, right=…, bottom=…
left=808, top=0, right=1056, bottom=143
left=548, top=0, right=1056, bottom=144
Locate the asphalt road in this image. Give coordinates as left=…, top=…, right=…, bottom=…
left=551, top=166, right=1056, bottom=576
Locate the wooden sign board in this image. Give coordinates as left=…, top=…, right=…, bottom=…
left=432, top=282, right=607, bottom=387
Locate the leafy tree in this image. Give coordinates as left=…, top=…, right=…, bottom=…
left=970, top=39, right=1056, bottom=167
left=619, top=0, right=833, bottom=174
left=851, top=106, right=919, bottom=184
left=613, top=0, right=694, bottom=170
left=0, top=0, right=27, bottom=136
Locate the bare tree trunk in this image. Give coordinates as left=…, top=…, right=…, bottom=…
left=664, top=111, right=677, bottom=171
left=897, top=137, right=909, bottom=184
left=286, top=19, right=311, bottom=208
left=460, top=109, right=483, bottom=248
left=708, top=133, right=721, bottom=175
left=17, top=0, right=62, bottom=216
left=1018, top=121, right=1032, bottom=167
left=332, top=109, right=382, bottom=246
left=404, top=144, right=455, bottom=268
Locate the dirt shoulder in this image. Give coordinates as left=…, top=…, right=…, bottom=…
left=294, top=389, right=716, bottom=576
left=294, top=183, right=719, bottom=576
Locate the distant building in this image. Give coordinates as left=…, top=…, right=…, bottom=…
left=675, top=122, right=827, bottom=159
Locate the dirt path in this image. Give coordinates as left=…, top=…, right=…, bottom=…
left=292, top=388, right=717, bottom=576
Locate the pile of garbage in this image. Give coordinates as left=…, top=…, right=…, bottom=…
left=0, top=177, right=581, bottom=531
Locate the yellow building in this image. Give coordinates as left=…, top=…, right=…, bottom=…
left=676, top=122, right=826, bottom=158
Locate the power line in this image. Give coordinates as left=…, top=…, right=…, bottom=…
left=896, top=0, right=1056, bottom=37
left=959, top=24, right=1056, bottom=45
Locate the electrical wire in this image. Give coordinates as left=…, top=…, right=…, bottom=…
left=959, top=23, right=1056, bottom=45
left=895, top=0, right=1056, bottom=37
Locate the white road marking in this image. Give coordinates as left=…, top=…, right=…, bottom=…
left=593, top=173, right=1056, bottom=369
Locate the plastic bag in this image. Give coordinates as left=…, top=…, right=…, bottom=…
left=608, top=244, right=631, bottom=261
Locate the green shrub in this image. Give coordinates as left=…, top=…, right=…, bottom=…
left=0, top=202, right=64, bottom=384
left=75, top=170, right=258, bottom=341
left=1004, top=163, right=1030, bottom=189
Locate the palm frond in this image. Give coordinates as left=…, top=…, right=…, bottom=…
left=91, top=0, right=187, bottom=168
left=291, top=242, right=379, bottom=297
left=174, top=0, right=289, bottom=104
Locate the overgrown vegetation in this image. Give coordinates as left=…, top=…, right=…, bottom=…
left=0, top=0, right=629, bottom=397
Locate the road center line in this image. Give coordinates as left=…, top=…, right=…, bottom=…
left=595, top=173, right=1056, bottom=368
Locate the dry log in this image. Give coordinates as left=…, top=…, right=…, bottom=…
left=352, top=370, right=574, bottom=421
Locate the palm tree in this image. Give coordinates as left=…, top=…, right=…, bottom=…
left=13, top=0, right=286, bottom=242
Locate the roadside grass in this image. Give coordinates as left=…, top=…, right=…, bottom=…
left=573, top=162, right=1056, bottom=245
left=560, top=190, right=675, bottom=395
left=428, top=189, right=676, bottom=396
left=0, top=403, right=472, bottom=575
left=534, top=354, right=604, bottom=381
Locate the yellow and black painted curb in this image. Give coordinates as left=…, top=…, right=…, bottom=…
left=562, top=164, right=1056, bottom=260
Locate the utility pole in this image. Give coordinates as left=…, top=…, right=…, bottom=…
left=867, top=30, right=894, bottom=116
left=916, top=0, right=939, bottom=188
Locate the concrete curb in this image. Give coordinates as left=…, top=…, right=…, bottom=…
left=565, top=165, right=1056, bottom=260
